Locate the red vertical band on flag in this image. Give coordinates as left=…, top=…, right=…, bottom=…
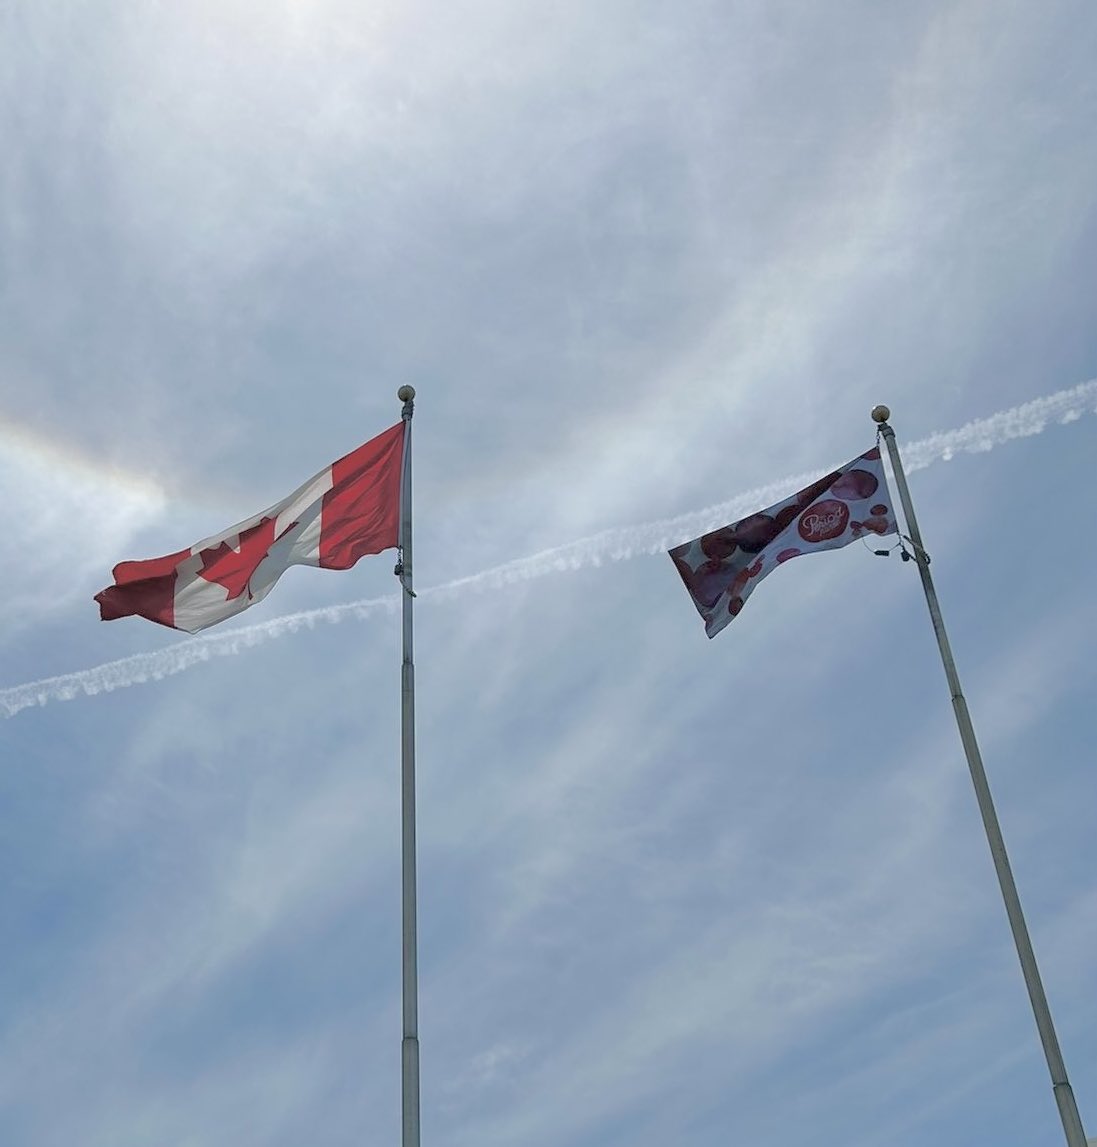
left=319, top=421, right=405, bottom=569
left=95, top=545, right=189, bottom=628
left=94, top=547, right=190, bottom=627
left=95, top=577, right=176, bottom=627
left=112, top=549, right=192, bottom=586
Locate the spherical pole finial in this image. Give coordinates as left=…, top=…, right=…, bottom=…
left=398, top=385, right=416, bottom=403
left=871, top=404, right=891, bottom=424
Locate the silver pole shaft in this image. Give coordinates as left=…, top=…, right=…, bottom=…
left=877, top=415, right=1086, bottom=1147
left=398, top=386, right=420, bottom=1147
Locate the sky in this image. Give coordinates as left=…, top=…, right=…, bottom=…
left=2, top=1, right=1096, bottom=1145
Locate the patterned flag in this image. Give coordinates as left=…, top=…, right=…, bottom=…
left=95, top=422, right=404, bottom=633
left=669, top=446, right=897, bottom=638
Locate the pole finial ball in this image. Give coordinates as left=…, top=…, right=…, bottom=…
left=871, top=404, right=891, bottom=424
left=398, top=385, right=416, bottom=402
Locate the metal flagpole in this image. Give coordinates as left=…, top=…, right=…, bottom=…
left=872, top=405, right=1087, bottom=1147
left=396, top=385, right=420, bottom=1147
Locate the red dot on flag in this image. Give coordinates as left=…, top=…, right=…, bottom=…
left=831, top=469, right=879, bottom=502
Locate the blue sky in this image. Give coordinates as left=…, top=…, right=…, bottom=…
left=2, top=2, right=1096, bottom=1145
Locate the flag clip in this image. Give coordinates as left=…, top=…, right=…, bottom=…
left=899, top=535, right=930, bottom=565
left=393, top=559, right=417, bottom=597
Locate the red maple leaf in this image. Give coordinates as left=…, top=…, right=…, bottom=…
left=197, top=516, right=281, bottom=600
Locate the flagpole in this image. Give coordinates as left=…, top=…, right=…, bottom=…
left=872, top=405, right=1087, bottom=1147
left=397, top=385, right=420, bottom=1147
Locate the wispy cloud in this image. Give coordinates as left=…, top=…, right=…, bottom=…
left=0, top=425, right=166, bottom=630
left=3, top=379, right=1094, bottom=719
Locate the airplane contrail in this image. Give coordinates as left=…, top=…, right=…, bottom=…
left=3, top=379, right=1095, bottom=719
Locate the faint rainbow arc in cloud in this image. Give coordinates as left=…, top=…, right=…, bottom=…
left=0, top=412, right=167, bottom=505
left=2, top=378, right=1095, bottom=719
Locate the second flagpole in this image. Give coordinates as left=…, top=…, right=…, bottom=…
left=872, top=404, right=1087, bottom=1147
left=397, top=385, right=420, bottom=1147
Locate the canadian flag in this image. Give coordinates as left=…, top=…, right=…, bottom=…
left=96, top=422, right=405, bottom=634
left=669, top=446, right=898, bottom=639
